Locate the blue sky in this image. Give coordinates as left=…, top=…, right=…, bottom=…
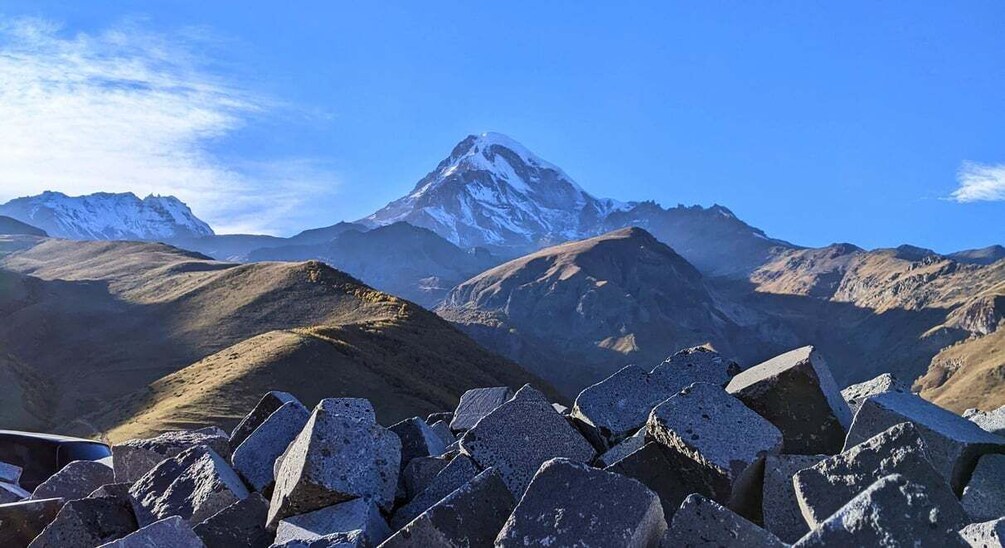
left=1, top=2, right=1002, bottom=251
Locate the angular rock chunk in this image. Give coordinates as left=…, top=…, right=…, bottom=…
left=230, top=391, right=299, bottom=451
left=426, top=412, right=453, bottom=425
left=605, top=442, right=709, bottom=521
left=96, top=516, right=204, bottom=547
left=647, top=383, right=782, bottom=507
left=793, top=474, right=968, bottom=547
left=401, top=456, right=449, bottom=500
left=113, top=429, right=232, bottom=483
left=597, top=428, right=648, bottom=467
left=761, top=454, right=825, bottom=543
left=962, top=453, right=1005, bottom=522
left=275, top=530, right=365, bottom=547
left=192, top=493, right=272, bottom=548
left=380, top=468, right=513, bottom=548
left=28, top=497, right=137, bottom=548
left=88, top=483, right=133, bottom=500
left=129, top=445, right=249, bottom=526
left=965, top=405, right=1005, bottom=437
left=496, top=458, right=666, bottom=548
left=0, top=460, right=22, bottom=484
left=841, top=373, right=908, bottom=416
left=391, top=454, right=480, bottom=529
left=650, top=346, right=742, bottom=389
left=232, top=400, right=310, bottom=493
left=844, top=390, right=1005, bottom=493
left=32, top=460, right=114, bottom=501
left=267, top=398, right=401, bottom=528
left=961, top=517, right=1005, bottom=548
left=794, top=421, right=953, bottom=529
left=275, top=498, right=389, bottom=547
left=662, top=494, right=786, bottom=548
left=389, top=417, right=447, bottom=471
left=448, top=387, right=513, bottom=432
left=0, top=498, right=64, bottom=547
left=510, top=383, right=550, bottom=404
left=571, top=365, right=679, bottom=450
left=458, top=391, right=594, bottom=497
left=726, top=346, right=851, bottom=454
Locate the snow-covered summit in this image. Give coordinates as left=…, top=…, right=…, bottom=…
left=0, top=191, right=214, bottom=241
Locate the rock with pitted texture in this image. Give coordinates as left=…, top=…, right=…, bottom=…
left=841, top=373, right=909, bottom=416
left=0, top=497, right=65, bottom=546
left=760, top=454, right=825, bottom=543
left=448, top=387, right=513, bottom=432
left=230, top=391, right=300, bottom=451
left=192, top=493, right=272, bottom=548
left=275, top=498, right=389, bottom=547
left=28, top=497, right=137, bottom=547
left=960, top=517, right=1005, bottom=548
left=113, top=429, right=232, bottom=484
left=32, top=460, right=114, bottom=502
left=962, top=454, right=1005, bottom=522
left=232, top=400, right=310, bottom=493
left=96, top=515, right=204, bottom=547
left=662, top=494, right=786, bottom=548
left=391, top=454, right=479, bottom=530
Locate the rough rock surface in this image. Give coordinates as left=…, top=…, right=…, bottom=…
left=0, top=461, right=22, bottom=484
left=597, top=428, right=648, bottom=467
left=761, top=454, right=825, bottom=543
left=113, top=429, right=232, bottom=483
left=28, top=497, right=138, bottom=548
left=605, top=442, right=709, bottom=521
left=275, top=498, right=389, bottom=547
left=380, top=468, right=514, bottom=547
left=232, top=400, right=310, bottom=493
left=571, top=364, right=680, bottom=449
left=192, top=492, right=272, bottom=548
left=129, top=445, right=249, bottom=526
left=647, top=382, right=782, bottom=506
left=792, top=474, right=968, bottom=547
left=844, top=391, right=1005, bottom=493
left=389, top=417, right=448, bottom=471
left=960, top=517, right=1005, bottom=548
left=726, top=346, right=852, bottom=454
left=962, top=453, right=1005, bottom=522
left=448, top=387, right=513, bottom=432
left=841, top=373, right=909, bottom=416
left=230, top=391, right=299, bottom=450
left=650, top=346, right=741, bottom=390
left=400, top=456, right=448, bottom=500
left=391, top=454, right=479, bottom=529
left=794, top=421, right=953, bottom=528
left=427, top=421, right=454, bottom=448
left=662, top=494, right=786, bottom=548
left=267, top=398, right=400, bottom=528
left=0, top=497, right=65, bottom=546
left=31, top=460, right=115, bottom=502
left=496, top=458, right=666, bottom=548
left=965, top=405, right=1005, bottom=437
left=459, top=390, right=594, bottom=497
left=97, top=515, right=204, bottom=547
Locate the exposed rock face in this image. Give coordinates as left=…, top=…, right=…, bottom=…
left=0, top=498, right=65, bottom=546
left=448, top=387, right=513, bottom=432
left=31, top=461, right=114, bottom=502
left=192, top=493, right=272, bottom=548
left=28, top=497, right=138, bottom=548
left=961, top=454, right=1005, bottom=522
left=965, top=405, right=1005, bottom=436
left=761, top=454, right=825, bottom=543
left=113, top=429, right=232, bottom=484
left=841, top=373, right=909, bottom=416
left=232, top=400, right=311, bottom=494
left=662, top=494, right=786, bottom=548
left=961, top=518, right=1005, bottom=548
left=230, top=391, right=300, bottom=450
left=274, top=498, right=389, bottom=547
left=96, top=516, right=204, bottom=547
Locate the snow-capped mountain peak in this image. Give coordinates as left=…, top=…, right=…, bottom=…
left=0, top=191, right=214, bottom=241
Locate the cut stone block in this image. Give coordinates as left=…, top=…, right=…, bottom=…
left=401, top=456, right=449, bottom=500
left=113, top=429, right=232, bottom=483
left=841, top=373, right=908, bottom=416
left=192, top=492, right=272, bottom=548
left=962, top=453, right=1005, bottom=522
left=458, top=391, right=594, bottom=497
left=726, top=346, right=851, bottom=454
left=597, top=428, right=648, bottom=467
left=28, top=497, right=137, bottom=548
left=605, top=442, right=709, bottom=521
left=794, top=421, right=953, bottom=529
left=647, top=382, right=782, bottom=507
left=961, top=517, right=1005, bottom=548
left=232, top=400, right=310, bottom=493
left=389, top=417, right=447, bottom=471
left=844, top=391, right=1005, bottom=493
left=267, top=398, right=401, bottom=528
left=380, top=468, right=514, bottom=548
left=662, top=494, right=786, bottom=548
left=275, top=530, right=365, bottom=547
left=496, top=458, right=666, bottom=548
left=427, top=421, right=454, bottom=448
left=31, top=460, right=114, bottom=501
left=275, top=498, right=389, bottom=547
left=792, top=474, right=968, bottom=547
left=761, top=454, right=825, bottom=543
left=392, top=454, right=479, bottom=529
left=0, top=480, right=29, bottom=503
left=96, top=516, right=204, bottom=547
left=0, top=460, right=22, bottom=484
left=965, top=405, right=1005, bottom=437
left=650, top=346, right=742, bottom=389
left=129, top=445, right=249, bottom=526
left=448, top=387, right=513, bottom=432
left=0, top=498, right=64, bottom=547
left=230, top=391, right=299, bottom=451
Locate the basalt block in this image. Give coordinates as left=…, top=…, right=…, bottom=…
left=962, top=453, right=1005, bottom=522
left=448, top=387, right=513, bottom=432
left=113, top=429, right=232, bottom=484
left=275, top=498, right=389, bottom=547
left=605, top=442, right=709, bottom=521
left=192, top=493, right=272, bottom=548
left=96, top=516, right=204, bottom=547
left=232, top=400, right=310, bottom=494
left=0, top=497, right=65, bottom=547
left=841, top=373, right=909, bottom=416
left=391, top=454, right=479, bottom=530
left=28, top=497, right=137, bottom=548
left=662, top=494, right=786, bottom=548
left=388, top=417, right=447, bottom=471
left=961, top=517, right=1005, bottom=548
left=32, top=460, right=114, bottom=502
left=230, top=391, right=299, bottom=451
left=760, top=454, right=825, bottom=543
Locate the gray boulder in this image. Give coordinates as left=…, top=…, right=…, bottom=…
left=32, top=460, right=114, bottom=501
left=427, top=421, right=454, bottom=448
left=761, top=454, right=825, bottom=543
left=379, top=468, right=513, bottom=547
left=597, top=428, right=648, bottom=467
left=605, top=442, right=710, bottom=521
left=496, top=458, right=666, bottom=548
left=458, top=390, right=594, bottom=497
left=844, top=391, right=1005, bottom=493
left=726, top=346, right=851, bottom=454
left=571, top=364, right=678, bottom=450
left=267, top=398, right=401, bottom=528
left=129, top=445, right=249, bottom=526
left=662, top=494, right=786, bottom=548
left=192, top=492, right=272, bottom=548
left=0, top=498, right=65, bottom=547
left=647, top=382, right=782, bottom=507
left=650, top=346, right=741, bottom=388
left=230, top=391, right=299, bottom=451
left=841, top=373, right=909, bottom=416
left=391, top=454, right=479, bottom=529
left=400, top=456, right=449, bottom=500
left=961, top=517, right=1005, bottom=548
left=389, top=417, right=447, bottom=471
left=965, top=405, right=1005, bottom=437
left=794, top=421, right=955, bottom=529
left=28, top=497, right=137, bottom=548
left=962, top=453, right=1005, bottom=522
left=792, top=474, right=968, bottom=547
left=275, top=498, right=389, bottom=547
left=0, top=460, right=22, bottom=484
left=426, top=412, right=453, bottom=425
left=232, top=400, right=310, bottom=493
left=96, top=516, right=204, bottom=547
left=113, top=429, right=232, bottom=483
left=448, top=387, right=513, bottom=432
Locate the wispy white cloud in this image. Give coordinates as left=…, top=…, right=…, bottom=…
left=950, top=161, right=1005, bottom=203
left=0, top=17, right=339, bottom=235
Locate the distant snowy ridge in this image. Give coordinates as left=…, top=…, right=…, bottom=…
left=0, top=191, right=214, bottom=241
